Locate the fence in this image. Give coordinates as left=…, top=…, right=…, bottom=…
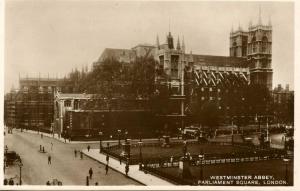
left=102, top=140, right=286, bottom=165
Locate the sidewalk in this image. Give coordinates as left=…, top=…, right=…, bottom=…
left=82, top=149, right=175, bottom=186
left=14, top=129, right=185, bottom=145
left=14, top=129, right=101, bottom=144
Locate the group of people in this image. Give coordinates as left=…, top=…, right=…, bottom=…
left=74, top=149, right=84, bottom=159
left=3, top=178, right=16, bottom=185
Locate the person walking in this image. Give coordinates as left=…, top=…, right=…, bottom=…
left=106, top=155, right=109, bottom=164
left=48, top=155, right=52, bottom=165
left=105, top=164, right=109, bottom=175
left=80, top=151, right=83, bottom=159
left=74, top=149, right=77, bottom=158
left=87, top=145, right=90, bottom=152
left=86, top=176, right=89, bottom=186
left=170, top=156, right=174, bottom=167
left=89, top=168, right=93, bottom=179
left=125, top=164, right=129, bottom=176
left=50, top=142, right=53, bottom=151
left=8, top=178, right=14, bottom=185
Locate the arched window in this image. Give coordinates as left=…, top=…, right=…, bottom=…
left=252, top=36, right=257, bottom=53
left=262, top=36, right=268, bottom=52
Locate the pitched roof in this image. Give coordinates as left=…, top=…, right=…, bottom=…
left=191, top=54, right=248, bottom=68
left=97, top=48, right=135, bottom=63
left=56, top=93, right=95, bottom=99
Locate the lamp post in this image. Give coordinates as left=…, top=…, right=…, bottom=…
left=5, top=145, right=8, bottom=154
left=283, top=158, right=290, bottom=185
left=4, top=158, right=6, bottom=173
left=198, top=150, right=204, bottom=184
left=138, top=140, right=143, bottom=170
left=182, top=140, right=187, bottom=157
left=231, top=117, right=234, bottom=145
left=99, top=131, right=103, bottom=153
left=125, top=130, right=128, bottom=143
left=18, top=161, right=23, bottom=185
left=117, top=129, right=121, bottom=148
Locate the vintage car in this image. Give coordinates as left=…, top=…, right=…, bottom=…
left=4, top=151, right=21, bottom=165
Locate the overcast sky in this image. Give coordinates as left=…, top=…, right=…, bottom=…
left=4, top=1, right=294, bottom=93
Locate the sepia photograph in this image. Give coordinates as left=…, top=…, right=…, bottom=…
left=2, top=0, right=296, bottom=189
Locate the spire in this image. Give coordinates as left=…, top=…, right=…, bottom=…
left=176, top=36, right=181, bottom=50
left=268, top=15, right=272, bottom=26
left=238, top=21, right=242, bottom=31
left=258, top=5, right=262, bottom=25
left=156, top=34, right=160, bottom=49
left=189, top=50, right=193, bottom=62
left=249, top=19, right=253, bottom=28
left=167, top=31, right=174, bottom=49
left=231, top=24, right=234, bottom=33
left=169, top=18, right=171, bottom=33
left=181, top=36, right=185, bottom=52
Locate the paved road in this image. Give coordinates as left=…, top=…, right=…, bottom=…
left=4, top=131, right=141, bottom=186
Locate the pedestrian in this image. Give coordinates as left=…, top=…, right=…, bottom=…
left=119, top=157, right=122, bottom=165
left=105, top=164, right=109, bottom=175
left=87, top=145, right=90, bottom=152
left=106, top=155, right=109, bottom=164
left=74, top=149, right=77, bottom=158
left=48, top=155, right=51, bottom=165
left=42, top=146, right=45, bottom=153
left=89, top=167, right=93, bottom=179
left=4, top=179, right=7, bottom=185
left=8, top=178, right=14, bottom=185
left=95, top=182, right=98, bottom=185
left=51, top=142, right=53, bottom=151
left=41, top=133, right=43, bottom=139
left=86, top=176, right=89, bottom=186
left=46, top=181, right=51, bottom=185
left=170, top=156, right=174, bottom=166
left=80, top=151, right=83, bottom=159
left=125, top=164, right=129, bottom=176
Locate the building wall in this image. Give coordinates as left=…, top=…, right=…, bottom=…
left=4, top=78, right=71, bottom=133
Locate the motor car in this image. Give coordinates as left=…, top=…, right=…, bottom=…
left=4, top=151, right=21, bottom=165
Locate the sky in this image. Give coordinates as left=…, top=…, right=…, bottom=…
left=4, top=0, right=294, bottom=93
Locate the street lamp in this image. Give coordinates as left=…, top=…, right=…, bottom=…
left=4, top=158, right=6, bottom=173
left=138, top=140, right=143, bottom=170
left=17, top=161, right=23, bottom=185
left=283, top=158, right=290, bottom=185
left=198, top=150, right=204, bottom=184
left=5, top=145, right=8, bottom=154
left=99, top=131, right=103, bottom=153
left=182, top=140, right=187, bottom=156
left=117, top=129, right=121, bottom=148
left=125, top=130, right=128, bottom=143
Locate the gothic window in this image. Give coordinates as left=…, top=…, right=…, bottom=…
left=171, top=55, right=179, bottom=78
left=262, top=36, right=268, bottom=53
left=252, top=36, right=257, bottom=53
left=159, top=55, right=164, bottom=66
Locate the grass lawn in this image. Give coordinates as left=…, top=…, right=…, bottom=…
left=155, top=159, right=293, bottom=186
left=110, top=143, right=254, bottom=160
